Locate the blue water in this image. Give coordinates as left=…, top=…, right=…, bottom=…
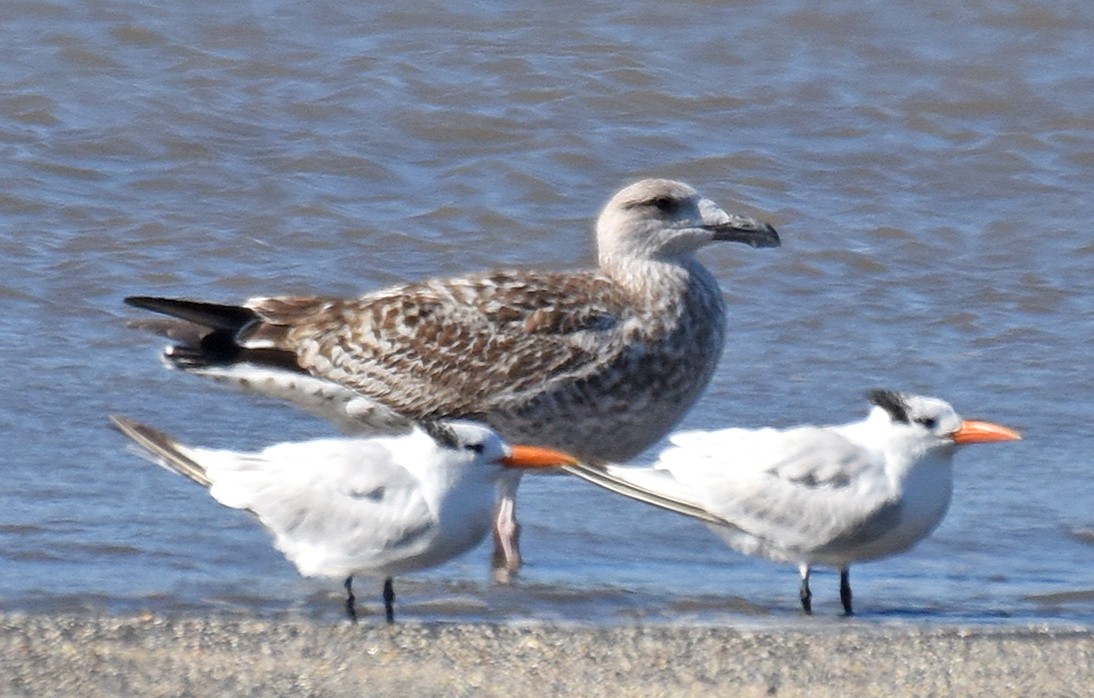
left=0, top=0, right=1091, bottom=626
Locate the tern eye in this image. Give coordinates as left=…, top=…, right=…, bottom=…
left=463, top=442, right=485, bottom=455
left=649, top=197, right=677, bottom=214
left=915, top=417, right=938, bottom=429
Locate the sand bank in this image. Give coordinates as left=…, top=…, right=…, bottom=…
left=1, top=613, right=1090, bottom=696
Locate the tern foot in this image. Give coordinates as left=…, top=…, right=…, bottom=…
left=344, top=576, right=358, bottom=624
left=839, top=568, right=854, bottom=616
left=383, top=577, right=395, bottom=624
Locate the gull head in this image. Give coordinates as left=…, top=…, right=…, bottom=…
left=596, top=179, right=779, bottom=266
left=866, top=390, right=1022, bottom=450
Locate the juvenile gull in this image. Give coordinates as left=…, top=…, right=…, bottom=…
left=563, top=390, right=1021, bottom=614
left=124, top=178, right=780, bottom=581
left=110, top=415, right=575, bottom=622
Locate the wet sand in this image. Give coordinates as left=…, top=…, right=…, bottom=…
left=1, top=613, right=1090, bottom=697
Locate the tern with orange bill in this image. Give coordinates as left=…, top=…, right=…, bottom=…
left=110, top=415, right=575, bottom=622
left=563, top=390, right=1021, bottom=614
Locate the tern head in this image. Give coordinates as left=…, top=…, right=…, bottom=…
left=596, top=179, right=780, bottom=266
left=867, top=390, right=1022, bottom=448
left=420, top=420, right=578, bottom=473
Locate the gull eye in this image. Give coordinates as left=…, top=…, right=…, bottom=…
left=649, top=197, right=677, bottom=214
left=463, top=442, right=485, bottom=455
left=915, top=417, right=937, bottom=429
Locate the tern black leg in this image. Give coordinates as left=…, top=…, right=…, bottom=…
left=798, top=564, right=812, bottom=615
left=839, top=567, right=854, bottom=616
left=383, top=577, right=395, bottom=624
left=344, top=576, right=358, bottom=624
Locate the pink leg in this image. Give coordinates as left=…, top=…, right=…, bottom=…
left=491, top=473, right=522, bottom=584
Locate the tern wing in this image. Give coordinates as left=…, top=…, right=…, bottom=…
left=112, top=416, right=439, bottom=578
left=657, top=426, right=897, bottom=556
left=561, top=462, right=728, bottom=525
left=209, top=439, right=443, bottom=578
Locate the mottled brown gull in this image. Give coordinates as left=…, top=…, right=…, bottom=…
left=124, top=178, right=780, bottom=581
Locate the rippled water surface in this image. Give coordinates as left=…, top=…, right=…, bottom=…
left=2, top=0, right=1092, bottom=626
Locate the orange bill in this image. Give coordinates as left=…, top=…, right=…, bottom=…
left=501, top=445, right=579, bottom=469
left=952, top=419, right=1022, bottom=445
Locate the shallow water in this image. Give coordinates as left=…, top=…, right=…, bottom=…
left=1, top=0, right=1092, bottom=626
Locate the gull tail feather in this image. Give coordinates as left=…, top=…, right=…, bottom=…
left=125, top=317, right=211, bottom=346
left=124, top=296, right=304, bottom=373
left=124, top=296, right=256, bottom=332
left=109, top=415, right=211, bottom=488
left=561, top=463, right=727, bottom=526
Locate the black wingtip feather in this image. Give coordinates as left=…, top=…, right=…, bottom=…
left=125, top=296, right=257, bottom=332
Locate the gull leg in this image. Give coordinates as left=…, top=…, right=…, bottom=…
left=344, top=576, right=358, bottom=624
left=839, top=567, right=854, bottom=616
left=383, top=577, right=395, bottom=624
left=798, top=564, right=812, bottom=615
left=491, top=473, right=522, bottom=584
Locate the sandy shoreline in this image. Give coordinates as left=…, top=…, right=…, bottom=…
left=0, top=613, right=1091, bottom=697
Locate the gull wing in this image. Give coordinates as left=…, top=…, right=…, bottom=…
left=129, top=269, right=631, bottom=422
left=243, top=270, right=630, bottom=417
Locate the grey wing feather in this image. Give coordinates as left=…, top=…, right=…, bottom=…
left=109, top=414, right=211, bottom=487
left=664, top=428, right=895, bottom=554
left=562, top=463, right=729, bottom=526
